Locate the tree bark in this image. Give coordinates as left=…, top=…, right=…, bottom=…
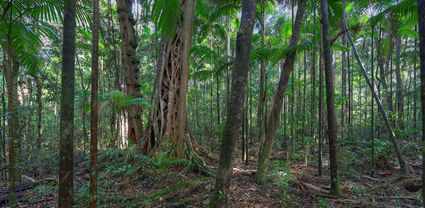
left=89, top=0, right=100, bottom=206
left=321, top=0, right=340, bottom=196
left=256, top=0, right=306, bottom=184
left=117, top=0, right=142, bottom=145
left=59, top=0, right=77, bottom=206
left=210, top=0, right=256, bottom=206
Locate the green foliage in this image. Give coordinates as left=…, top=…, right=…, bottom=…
left=315, top=197, right=330, bottom=208
left=270, top=161, right=293, bottom=192
left=152, top=0, right=182, bottom=38
left=76, top=176, right=107, bottom=207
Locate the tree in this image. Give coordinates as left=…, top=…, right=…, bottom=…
left=417, top=0, right=425, bottom=205
left=89, top=0, right=100, bottom=206
left=209, top=0, right=256, bottom=206
left=320, top=0, right=340, bottom=196
left=117, top=0, right=142, bottom=145
left=141, top=0, right=203, bottom=160
left=256, top=0, right=307, bottom=184
left=59, top=0, right=77, bottom=206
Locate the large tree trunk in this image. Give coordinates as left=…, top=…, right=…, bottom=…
left=59, top=0, right=76, bottom=207
left=142, top=0, right=200, bottom=159
left=321, top=0, right=340, bottom=196
left=256, top=0, right=306, bottom=185
left=210, top=0, right=256, bottom=207
left=417, top=0, right=425, bottom=205
left=89, top=0, right=100, bottom=207
left=117, top=0, right=142, bottom=145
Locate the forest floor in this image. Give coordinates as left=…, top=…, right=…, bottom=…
left=0, top=147, right=423, bottom=207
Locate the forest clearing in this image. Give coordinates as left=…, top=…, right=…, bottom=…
left=1, top=0, right=425, bottom=207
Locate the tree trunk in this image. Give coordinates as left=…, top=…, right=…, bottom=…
left=210, top=0, right=256, bottom=206
left=416, top=0, right=425, bottom=205
left=6, top=29, right=21, bottom=207
left=142, top=0, right=202, bottom=160
left=321, top=0, right=340, bottom=196
left=394, top=34, right=405, bottom=128
left=89, top=0, right=100, bottom=206
left=343, top=14, right=408, bottom=175
left=256, top=0, right=306, bottom=184
left=59, top=0, right=77, bottom=206
left=117, top=0, right=142, bottom=145
left=257, top=0, right=266, bottom=155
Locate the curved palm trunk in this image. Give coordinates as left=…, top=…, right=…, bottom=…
left=59, top=0, right=77, bottom=206
left=256, top=0, right=306, bottom=184
left=117, top=0, right=142, bottom=145
left=210, top=0, right=256, bottom=207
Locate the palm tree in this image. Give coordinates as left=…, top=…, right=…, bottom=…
left=320, top=0, right=340, bottom=196
left=58, top=0, right=77, bottom=206
left=89, top=0, right=100, bottom=207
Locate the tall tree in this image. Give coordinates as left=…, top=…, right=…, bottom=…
left=417, top=0, right=425, bottom=204
left=257, top=0, right=266, bottom=154
left=256, top=0, right=307, bottom=184
left=59, top=0, right=77, bottom=206
left=210, top=0, right=256, bottom=206
left=117, top=0, right=142, bottom=145
left=6, top=4, right=20, bottom=204
left=394, top=32, right=405, bottom=127
left=142, top=0, right=208, bottom=162
left=89, top=0, right=100, bottom=206
left=320, top=0, right=340, bottom=196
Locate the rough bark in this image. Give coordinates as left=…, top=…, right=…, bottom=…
left=321, top=0, right=340, bottom=196
left=89, top=0, right=100, bottom=206
left=210, top=0, right=256, bottom=207
left=59, top=0, right=77, bottom=207
left=141, top=0, right=207, bottom=162
left=6, top=29, right=21, bottom=208
left=417, top=0, right=425, bottom=205
left=256, top=0, right=306, bottom=184
left=117, top=0, right=142, bottom=145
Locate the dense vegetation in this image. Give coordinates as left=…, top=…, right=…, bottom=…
left=0, top=0, right=425, bottom=207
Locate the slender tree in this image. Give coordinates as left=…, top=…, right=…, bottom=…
left=256, top=0, right=306, bottom=184
left=210, top=0, right=256, bottom=206
left=321, top=0, right=340, bottom=196
left=59, top=0, right=77, bottom=206
left=89, top=0, right=100, bottom=206
left=6, top=3, right=20, bottom=203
